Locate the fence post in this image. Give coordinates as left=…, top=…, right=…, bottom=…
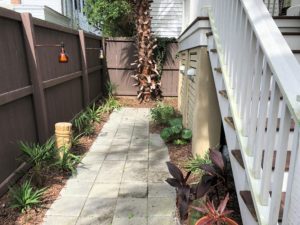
left=79, top=30, right=90, bottom=107
left=21, top=13, right=49, bottom=143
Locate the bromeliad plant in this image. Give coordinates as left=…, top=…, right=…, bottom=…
left=191, top=193, right=238, bottom=225
left=160, top=118, right=192, bottom=145
left=166, top=148, right=228, bottom=221
left=9, top=180, right=46, bottom=213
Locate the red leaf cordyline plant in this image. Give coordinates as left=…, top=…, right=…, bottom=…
left=131, top=0, right=162, bottom=102
left=191, top=193, right=239, bottom=225
left=166, top=148, right=229, bottom=222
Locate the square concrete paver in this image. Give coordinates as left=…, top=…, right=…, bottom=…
left=148, top=197, right=176, bottom=217
left=119, top=182, right=147, bottom=198
left=112, top=217, right=147, bottom=225
left=46, top=196, right=86, bottom=217
left=80, top=197, right=117, bottom=218
left=43, top=216, right=77, bottom=225
left=60, top=181, right=93, bottom=197
left=76, top=216, right=113, bottom=225
left=96, top=160, right=125, bottom=183
left=148, top=183, right=176, bottom=198
left=88, top=183, right=120, bottom=198
left=43, top=108, right=176, bottom=225
left=114, top=198, right=147, bottom=218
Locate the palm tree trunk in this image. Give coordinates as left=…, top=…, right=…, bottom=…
left=131, top=0, right=162, bottom=102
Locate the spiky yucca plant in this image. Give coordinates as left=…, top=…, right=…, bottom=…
left=131, top=0, right=162, bottom=102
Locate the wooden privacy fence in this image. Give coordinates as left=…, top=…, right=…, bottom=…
left=105, top=38, right=179, bottom=96
left=0, top=7, right=104, bottom=195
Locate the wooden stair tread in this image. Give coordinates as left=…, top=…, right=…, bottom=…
left=240, top=191, right=285, bottom=222
left=206, top=31, right=213, bottom=37
left=214, top=67, right=222, bottom=73
left=224, top=117, right=235, bottom=129
left=273, top=16, right=300, bottom=19
left=292, top=50, right=300, bottom=54
left=210, top=48, right=217, bottom=53
left=232, top=150, right=245, bottom=169
left=219, top=90, right=228, bottom=99
left=282, top=31, right=300, bottom=35
left=232, top=149, right=291, bottom=171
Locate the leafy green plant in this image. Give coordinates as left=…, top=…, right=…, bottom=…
left=53, top=147, right=81, bottom=174
left=73, top=104, right=101, bottom=136
left=165, top=148, right=228, bottom=221
left=191, top=193, right=238, bottom=225
left=9, top=180, right=46, bottom=213
left=150, top=103, right=175, bottom=125
left=153, top=37, right=177, bottom=78
left=19, top=139, right=55, bottom=186
left=185, top=153, right=211, bottom=174
left=105, top=81, right=118, bottom=97
left=84, top=0, right=135, bottom=37
left=100, top=96, right=121, bottom=114
left=160, top=117, right=192, bottom=145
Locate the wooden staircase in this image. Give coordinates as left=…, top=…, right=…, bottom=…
left=206, top=1, right=300, bottom=224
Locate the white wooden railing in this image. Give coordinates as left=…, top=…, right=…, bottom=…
left=264, top=0, right=279, bottom=15
left=209, top=0, right=300, bottom=224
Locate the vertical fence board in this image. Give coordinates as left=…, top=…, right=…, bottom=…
left=21, top=13, right=49, bottom=142
left=0, top=8, right=103, bottom=196
left=106, top=38, right=179, bottom=96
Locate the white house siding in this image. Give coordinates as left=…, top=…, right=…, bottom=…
left=151, top=0, right=183, bottom=38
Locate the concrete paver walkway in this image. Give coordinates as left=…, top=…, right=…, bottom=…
left=43, top=108, right=176, bottom=225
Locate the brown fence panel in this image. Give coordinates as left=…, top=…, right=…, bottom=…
left=0, top=8, right=103, bottom=196
left=106, top=38, right=179, bottom=96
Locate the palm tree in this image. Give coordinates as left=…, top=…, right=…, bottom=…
left=131, top=0, right=162, bottom=102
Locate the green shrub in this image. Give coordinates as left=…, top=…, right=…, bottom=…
left=100, top=96, right=121, bottom=114
left=160, top=117, right=192, bottom=145
left=150, top=103, right=175, bottom=125
left=185, top=153, right=211, bottom=174
left=19, top=139, right=55, bottom=186
left=9, top=180, right=46, bottom=213
left=53, top=147, right=81, bottom=174
left=73, top=103, right=101, bottom=136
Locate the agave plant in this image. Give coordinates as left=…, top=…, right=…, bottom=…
left=131, top=0, right=162, bottom=102
left=191, top=193, right=238, bottom=225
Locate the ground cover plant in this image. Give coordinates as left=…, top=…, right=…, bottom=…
left=166, top=148, right=233, bottom=223
left=160, top=117, right=192, bottom=145
left=185, top=153, right=211, bottom=174
left=19, top=139, right=55, bottom=187
left=9, top=180, right=46, bottom=213
left=150, top=102, right=175, bottom=125
left=0, top=95, right=120, bottom=225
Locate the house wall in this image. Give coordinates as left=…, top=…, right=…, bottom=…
left=178, top=47, right=221, bottom=156
left=151, top=0, right=183, bottom=38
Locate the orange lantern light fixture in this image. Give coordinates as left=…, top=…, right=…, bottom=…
left=58, top=42, right=69, bottom=63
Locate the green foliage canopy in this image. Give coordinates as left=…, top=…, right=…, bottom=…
left=84, top=0, right=135, bottom=37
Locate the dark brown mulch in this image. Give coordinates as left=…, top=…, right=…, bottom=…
left=149, top=119, right=242, bottom=225
left=117, top=96, right=178, bottom=109
left=0, top=111, right=110, bottom=225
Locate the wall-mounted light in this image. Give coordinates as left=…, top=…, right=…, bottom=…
left=86, top=47, right=104, bottom=59
left=58, top=42, right=69, bottom=63
left=187, top=68, right=196, bottom=81
left=35, top=42, right=69, bottom=63
left=179, top=65, right=185, bottom=74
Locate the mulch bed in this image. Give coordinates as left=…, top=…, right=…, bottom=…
left=0, top=110, right=110, bottom=225
left=148, top=97, right=243, bottom=225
